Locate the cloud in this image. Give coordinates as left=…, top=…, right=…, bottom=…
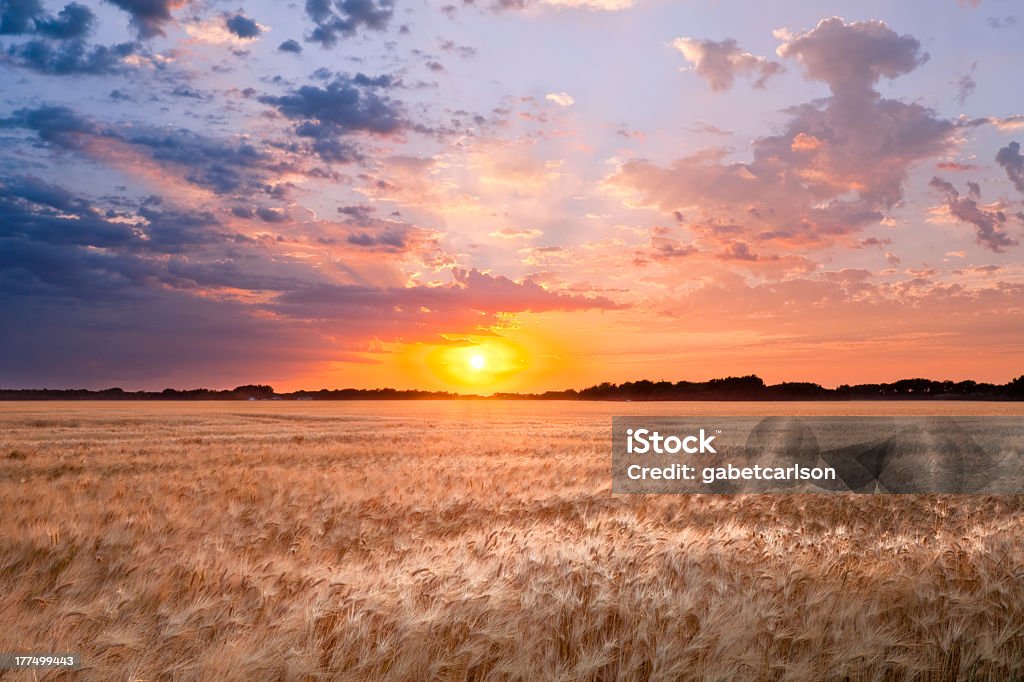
left=989, top=115, right=1024, bottom=132
left=790, top=132, right=822, bottom=152
left=331, top=206, right=450, bottom=262
left=0, top=0, right=43, bottom=34
left=930, top=177, right=1018, bottom=252
left=337, top=204, right=375, bottom=222
left=952, top=264, right=1002, bottom=276
left=987, top=16, right=1017, bottom=29
left=936, top=161, right=980, bottom=171
left=775, top=17, right=927, bottom=94
left=0, top=176, right=444, bottom=385
left=273, top=268, right=623, bottom=322
left=136, top=202, right=227, bottom=253
left=541, top=0, right=632, bottom=8
left=673, top=37, right=783, bottom=91
left=35, top=2, right=95, bottom=39
left=0, top=1, right=112, bottom=74
left=544, top=92, right=574, bottom=107
left=0, top=104, right=93, bottom=147
left=256, top=207, right=287, bottom=223
left=259, top=74, right=408, bottom=162
left=996, top=141, right=1024, bottom=193
left=260, top=76, right=404, bottom=132
left=492, top=0, right=633, bottom=11
left=278, top=38, right=302, bottom=53
left=343, top=223, right=443, bottom=257
left=643, top=269, right=1024, bottom=369
left=612, top=18, right=954, bottom=251
left=439, top=39, right=476, bottom=59
left=4, top=39, right=136, bottom=75
left=0, top=176, right=137, bottom=248
left=633, top=226, right=697, bottom=265
left=103, top=0, right=186, bottom=39
left=0, top=277, right=320, bottom=388
left=2, top=105, right=298, bottom=196
left=490, top=227, right=543, bottom=240
left=304, top=0, right=393, bottom=48
left=0, top=176, right=233, bottom=256
left=347, top=230, right=409, bottom=249
left=956, top=63, right=976, bottom=106
left=0, top=212, right=611, bottom=386
left=225, top=13, right=261, bottom=39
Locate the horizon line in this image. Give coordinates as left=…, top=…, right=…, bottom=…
left=2, top=374, right=1023, bottom=399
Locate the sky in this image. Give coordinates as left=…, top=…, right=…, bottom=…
left=0, top=0, right=1022, bottom=392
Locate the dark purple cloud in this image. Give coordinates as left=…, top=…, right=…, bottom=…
left=261, top=76, right=404, bottom=132
left=930, top=177, right=1018, bottom=252
left=0, top=1, right=116, bottom=75
left=225, top=13, right=260, bottom=39
left=0, top=176, right=137, bottom=248
left=103, top=0, right=183, bottom=38
left=996, top=141, right=1024, bottom=194
left=35, top=2, right=94, bottom=39
left=2, top=105, right=299, bottom=195
left=0, top=0, right=96, bottom=40
left=0, top=0, right=43, bottom=34
left=256, top=207, right=287, bottom=223
left=304, top=0, right=393, bottom=47
left=0, top=176, right=230, bottom=253
left=259, top=74, right=408, bottom=162
left=4, top=39, right=136, bottom=75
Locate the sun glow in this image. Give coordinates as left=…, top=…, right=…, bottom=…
left=425, top=337, right=529, bottom=389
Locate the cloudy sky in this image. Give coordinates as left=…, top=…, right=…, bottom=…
left=1, top=0, right=1022, bottom=391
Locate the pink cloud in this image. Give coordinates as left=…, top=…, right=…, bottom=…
left=611, top=18, right=957, bottom=255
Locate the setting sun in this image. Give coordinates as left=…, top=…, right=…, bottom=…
left=422, top=337, right=530, bottom=389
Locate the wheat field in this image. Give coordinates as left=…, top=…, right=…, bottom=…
left=2, top=401, right=1024, bottom=681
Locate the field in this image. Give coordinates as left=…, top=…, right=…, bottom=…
left=2, top=401, right=1024, bottom=681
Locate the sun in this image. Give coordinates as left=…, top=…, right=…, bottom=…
left=423, top=337, right=530, bottom=389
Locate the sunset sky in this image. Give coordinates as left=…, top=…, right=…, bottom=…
left=1, top=0, right=1022, bottom=392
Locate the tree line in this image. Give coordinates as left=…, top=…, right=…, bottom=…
left=2, top=375, right=1024, bottom=400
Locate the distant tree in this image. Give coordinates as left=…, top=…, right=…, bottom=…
left=707, top=375, right=766, bottom=392
left=232, top=384, right=275, bottom=397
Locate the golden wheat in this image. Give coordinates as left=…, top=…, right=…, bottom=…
left=1, top=401, right=1023, bottom=681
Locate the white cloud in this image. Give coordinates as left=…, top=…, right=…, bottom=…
left=541, top=0, right=633, bottom=10
left=545, top=92, right=575, bottom=107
